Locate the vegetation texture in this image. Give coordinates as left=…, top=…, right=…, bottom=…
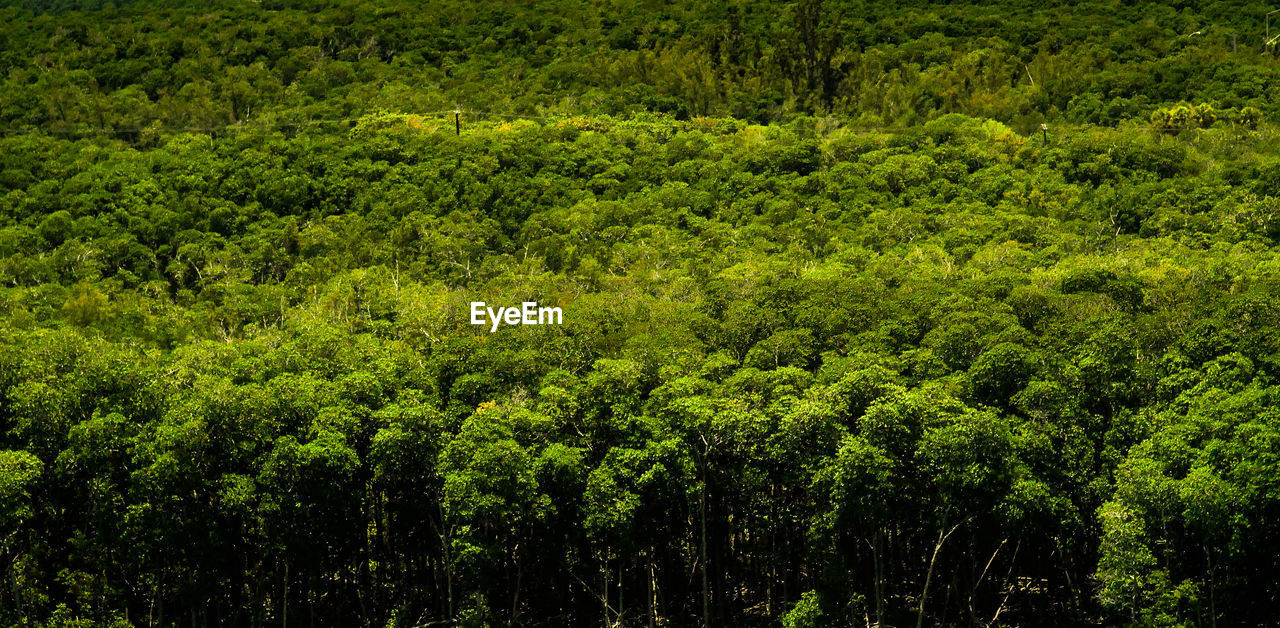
left=5, top=1, right=1280, bottom=626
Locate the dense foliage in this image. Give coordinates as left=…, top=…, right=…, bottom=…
left=5, top=0, right=1280, bottom=131
left=6, top=1, right=1280, bottom=627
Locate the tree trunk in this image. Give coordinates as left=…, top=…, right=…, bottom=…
left=870, top=529, right=885, bottom=628
left=917, top=520, right=963, bottom=628
left=282, top=563, right=288, bottom=628
left=700, top=472, right=711, bottom=627
left=511, top=559, right=523, bottom=624
left=648, top=546, right=658, bottom=628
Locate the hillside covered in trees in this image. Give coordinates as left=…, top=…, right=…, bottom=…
left=5, top=1, right=1280, bottom=627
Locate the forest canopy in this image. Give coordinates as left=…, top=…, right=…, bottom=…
left=5, top=1, right=1280, bottom=627
left=3, top=0, right=1280, bottom=131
